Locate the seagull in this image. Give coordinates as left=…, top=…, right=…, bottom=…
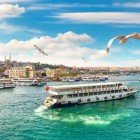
left=34, top=44, right=48, bottom=56
left=82, top=57, right=87, bottom=63
left=106, top=33, right=140, bottom=53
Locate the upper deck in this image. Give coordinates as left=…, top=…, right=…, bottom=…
left=50, top=82, right=122, bottom=89
left=48, top=82, right=123, bottom=95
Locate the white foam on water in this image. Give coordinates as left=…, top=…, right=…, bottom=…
left=79, top=115, right=111, bottom=125
left=34, top=105, right=60, bottom=121
left=34, top=105, right=48, bottom=114
left=34, top=106, right=135, bottom=126
left=109, top=110, right=134, bottom=121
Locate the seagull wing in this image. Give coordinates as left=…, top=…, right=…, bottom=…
left=106, top=36, right=118, bottom=53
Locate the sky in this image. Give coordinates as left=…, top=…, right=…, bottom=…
left=0, top=0, right=140, bottom=67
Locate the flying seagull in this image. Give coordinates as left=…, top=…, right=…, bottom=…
left=34, top=44, right=48, bottom=56
left=106, top=33, right=140, bottom=53
left=82, top=57, right=87, bottom=63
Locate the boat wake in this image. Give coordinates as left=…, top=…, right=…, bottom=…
left=34, top=105, right=48, bottom=116
left=34, top=106, right=135, bottom=126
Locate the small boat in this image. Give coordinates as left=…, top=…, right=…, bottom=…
left=100, top=78, right=106, bottom=81
left=44, top=82, right=137, bottom=108
left=13, top=78, right=45, bottom=86
left=67, top=78, right=75, bottom=82
left=62, top=78, right=68, bottom=82
left=81, top=76, right=94, bottom=82
left=0, top=78, right=15, bottom=89
left=75, top=78, right=80, bottom=82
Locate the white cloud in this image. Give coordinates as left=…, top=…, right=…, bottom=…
left=0, top=22, right=20, bottom=33
left=114, top=2, right=140, bottom=8
left=27, top=3, right=106, bottom=11
left=129, top=49, right=140, bottom=55
left=0, top=4, right=25, bottom=20
left=0, top=0, right=36, bottom=4
left=0, top=31, right=139, bottom=67
left=120, top=59, right=140, bottom=67
left=56, top=12, right=140, bottom=24
left=0, top=31, right=112, bottom=67
left=0, top=21, right=42, bottom=34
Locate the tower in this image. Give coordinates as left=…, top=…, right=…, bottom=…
left=9, top=54, right=11, bottom=61
left=4, top=55, right=6, bottom=62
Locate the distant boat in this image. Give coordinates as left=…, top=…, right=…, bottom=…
left=13, top=78, right=45, bottom=86
left=81, top=76, right=94, bottom=82
left=62, top=78, right=80, bottom=82
left=0, top=78, right=15, bottom=89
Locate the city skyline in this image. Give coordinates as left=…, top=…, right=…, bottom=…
left=0, top=0, right=140, bottom=67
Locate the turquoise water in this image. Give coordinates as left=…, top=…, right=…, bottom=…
left=0, top=75, right=140, bottom=140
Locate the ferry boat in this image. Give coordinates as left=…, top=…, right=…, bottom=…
left=81, top=76, right=94, bottom=82
left=13, top=78, right=45, bottom=86
left=0, top=79, right=15, bottom=89
left=44, top=82, right=137, bottom=108
left=62, top=77, right=80, bottom=82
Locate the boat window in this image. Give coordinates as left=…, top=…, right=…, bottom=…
left=102, top=85, right=106, bottom=88
left=97, top=92, right=102, bottom=95
left=73, top=94, right=78, bottom=97
left=114, top=90, right=118, bottom=93
left=89, top=92, right=94, bottom=96
left=79, top=93, right=84, bottom=97
left=111, top=90, right=115, bottom=93
left=67, top=94, right=72, bottom=98
left=123, top=89, right=128, bottom=92
left=58, top=95, right=63, bottom=99
left=107, top=91, right=110, bottom=94
left=51, top=95, right=58, bottom=99
left=84, top=93, right=88, bottom=96
left=118, top=83, right=122, bottom=87
left=103, top=91, right=106, bottom=94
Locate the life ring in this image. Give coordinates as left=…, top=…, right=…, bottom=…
left=87, top=98, right=90, bottom=102
left=112, top=96, right=115, bottom=98
left=104, top=97, right=107, bottom=100
left=78, top=99, right=81, bottom=103
left=96, top=97, right=99, bottom=101
left=68, top=101, right=71, bottom=104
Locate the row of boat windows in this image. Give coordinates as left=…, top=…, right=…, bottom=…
left=52, top=89, right=126, bottom=99
left=52, top=84, right=123, bottom=92
left=67, top=90, right=123, bottom=98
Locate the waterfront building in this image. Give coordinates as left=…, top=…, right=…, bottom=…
left=24, top=66, right=36, bottom=78
left=46, top=68, right=55, bottom=78
left=9, top=65, right=36, bottom=78
left=9, top=67, right=25, bottom=78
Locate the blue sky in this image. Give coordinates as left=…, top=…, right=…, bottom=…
left=0, top=0, right=140, bottom=67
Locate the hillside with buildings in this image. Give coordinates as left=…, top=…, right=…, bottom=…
left=0, top=55, right=140, bottom=81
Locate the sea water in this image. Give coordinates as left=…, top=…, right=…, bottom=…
left=0, top=75, right=140, bottom=140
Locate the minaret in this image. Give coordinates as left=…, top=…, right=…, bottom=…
left=4, top=55, right=6, bottom=62
left=9, top=53, right=11, bottom=61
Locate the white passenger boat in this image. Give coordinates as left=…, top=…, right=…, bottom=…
left=13, top=78, right=45, bottom=86
left=0, top=79, right=15, bottom=89
left=44, top=82, right=137, bottom=108
left=81, top=76, right=94, bottom=81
